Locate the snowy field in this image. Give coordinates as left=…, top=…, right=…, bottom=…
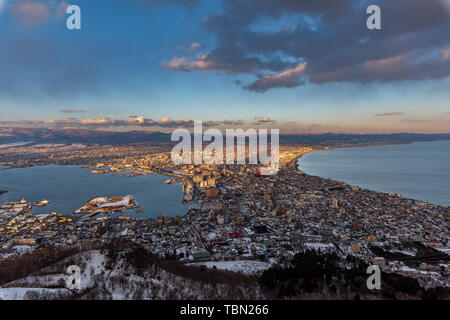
left=0, top=250, right=266, bottom=300
left=304, top=243, right=335, bottom=251
left=190, top=260, right=272, bottom=275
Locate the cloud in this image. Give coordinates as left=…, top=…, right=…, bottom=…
left=439, top=0, right=450, bottom=14
left=55, top=0, right=69, bottom=18
left=376, top=112, right=404, bottom=117
left=163, top=57, right=191, bottom=72
left=9, top=0, right=69, bottom=25
left=402, top=119, right=434, bottom=123
left=0, top=116, right=251, bottom=129
left=163, top=0, right=450, bottom=92
left=188, top=53, right=220, bottom=71
left=177, top=42, right=203, bottom=51
left=244, top=63, right=307, bottom=92
left=60, top=109, right=86, bottom=114
left=188, top=42, right=201, bottom=50
left=253, top=117, right=276, bottom=125
left=313, top=48, right=450, bottom=84
left=169, top=51, right=298, bottom=75
left=208, top=119, right=246, bottom=126
left=164, top=53, right=222, bottom=72
left=442, top=47, right=450, bottom=61
left=10, top=0, right=51, bottom=25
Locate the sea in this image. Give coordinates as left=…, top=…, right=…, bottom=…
left=0, top=165, right=191, bottom=218
left=297, top=140, right=450, bottom=207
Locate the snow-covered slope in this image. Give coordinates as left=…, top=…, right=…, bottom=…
left=0, top=249, right=265, bottom=300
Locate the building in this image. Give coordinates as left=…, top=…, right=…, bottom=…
left=372, top=257, right=386, bottom=266
left=351, top=241, right=360, bottom=253
left=331, top=198, right=339, bottom=209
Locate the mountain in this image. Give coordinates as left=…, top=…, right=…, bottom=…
left=280, top=132, right=450, bottom=144
left=0, top=127, right=171, bottom=145
left=0, top=127, right=449, bottom=146
left=1, top=242, right=447, bottom=300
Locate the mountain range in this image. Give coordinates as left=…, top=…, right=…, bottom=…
left=1, top=127, right=449, bottom=146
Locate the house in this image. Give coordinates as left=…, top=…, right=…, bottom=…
left=192, top=250, right=211, bottom=261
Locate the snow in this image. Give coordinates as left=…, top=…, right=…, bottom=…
left=76, top=196, right=134, bottom=213
left=0, top=141, right=34, bottom=148
left=191, top=260, right=272, bottom=275
left=32, top=144, right=66, bottom=148
left=80, top=250, right=106, bottom=289
left=391, top=249, right=416, bottom=256
left=0, top=249, right=267, bottom=300
left=244, top=228, right=254, bottom=235
left=207, top=232, right=217, bottom=240
left=11, top=245, right=33, bottom=254
left=435, top=248, right=450, bottom=255
left=304, top=242, right=335, bottom=251
left=98, top=197, right=130, bottom=208
left=0, top=288, right=70, bottom=300
left=400, top=266, right=418, bottom=273
left=8, top=274, right=65, bottom=288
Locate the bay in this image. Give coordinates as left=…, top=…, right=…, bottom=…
left=298, top=140, right=450, bottom=207
left=0, top=165, right=191, bottom=217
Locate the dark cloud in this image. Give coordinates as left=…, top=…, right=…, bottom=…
left=232, top=79, right=242, bottom=86
left=166, top=0, right=450, bottom=92
left=244, top=64, right=307, bottom=92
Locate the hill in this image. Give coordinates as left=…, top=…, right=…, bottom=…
left=0, top=241, right=447, bottom=300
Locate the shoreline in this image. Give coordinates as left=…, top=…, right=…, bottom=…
left=293, top=140, right=449, bottom=208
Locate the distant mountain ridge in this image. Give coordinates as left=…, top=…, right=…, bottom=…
left=280, top=132, right=450, bottom=144
left=0, top=127, right=449, bottom=145
left=0, top=127, right=170, bottom=145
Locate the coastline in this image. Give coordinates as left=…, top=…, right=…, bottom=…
left=291, top=141, right=413, bottom=164
left=293, top=140, right=450, bottom=208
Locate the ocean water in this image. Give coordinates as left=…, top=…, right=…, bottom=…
left=297, top=140, right=450, bottom=207
left=0, top=165, right=191, bottom=217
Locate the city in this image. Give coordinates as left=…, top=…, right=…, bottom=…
left=1, top=0, right=449, bottom=307
left=1, top=142, right=448, bottom=292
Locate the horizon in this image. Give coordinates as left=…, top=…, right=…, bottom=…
left=2, top=126, right=450, bottom=136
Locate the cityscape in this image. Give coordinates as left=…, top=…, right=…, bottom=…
left=0, top=0, right=449, bottom=306
left=0, top=140, right=448, bottom=300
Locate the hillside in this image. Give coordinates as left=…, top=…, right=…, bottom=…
left=0, top=241, right=448, bottom=300
left=0, top=242, right=264, bottom=300
left=0, top=127, right=171, bottom=145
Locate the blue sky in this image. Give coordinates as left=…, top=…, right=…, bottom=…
left=0, top=0, right=449, bottom=133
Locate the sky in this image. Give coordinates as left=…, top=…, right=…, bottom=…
left=0, top=0, right=449, bottom=134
